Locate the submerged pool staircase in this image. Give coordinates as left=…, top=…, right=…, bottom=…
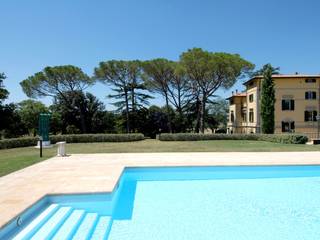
left=12, top=203, right=113, bottom=240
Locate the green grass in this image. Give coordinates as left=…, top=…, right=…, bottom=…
left=1, top=139, right=320, bottom=177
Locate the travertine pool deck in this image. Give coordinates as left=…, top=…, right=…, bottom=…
left=1, top=152, right=320, bottom=229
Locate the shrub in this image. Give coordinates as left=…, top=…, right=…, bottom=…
left=0, top=137, right=38, bottom=149
left=49, top=133, right=144, bottom=143
left=157, top=133, right=308, bottom=144
left=0, top=133, right=145, bottom=149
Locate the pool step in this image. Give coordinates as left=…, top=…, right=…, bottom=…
left=72, top=213, right=98, bottom=240
left=11, top=205, right=113, bottom=240
left=12, top=204, right=59, bottom=240
left=90, top=216, right=112, bottom=240
left=51, top=209, right=85, bottom=240
left=30, top=206, right=72, bottom=240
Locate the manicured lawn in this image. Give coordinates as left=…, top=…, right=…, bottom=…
left=1, top=139, right=320, bottom=177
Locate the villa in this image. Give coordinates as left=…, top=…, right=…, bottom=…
left=227, top=74, right=320, bottom=137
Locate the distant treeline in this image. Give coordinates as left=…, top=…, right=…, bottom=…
left=1, top=48, right=254, bottom=138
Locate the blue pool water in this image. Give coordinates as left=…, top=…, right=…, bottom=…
left=2, top=166, right=320, bottom=239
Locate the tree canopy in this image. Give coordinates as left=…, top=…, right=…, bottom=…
left=180, top=48, right=254, bottom=133
left=94, top=60, right=151, bottom=133
left=0, top=48, right=261, bottom=138
left=18, top=100, right=48, bottom=136
left=20, top=65, right=93, bottom=98
left=20, top=65, right=94, bottom=133
left=0, top=72, right=9, bottom=103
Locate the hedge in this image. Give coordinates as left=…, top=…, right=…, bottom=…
left=49, top=134, right=144, bottom=144
left=0, top=133, right=145, bottom=149
left=157, top=133, right=308, bottom=144
left=0, top=137, right=38, bottom=149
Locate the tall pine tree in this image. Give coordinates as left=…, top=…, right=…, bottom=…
left=260, top=64, right=279, bottom=134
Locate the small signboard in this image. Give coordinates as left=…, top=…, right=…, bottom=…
left=39, top=113, right=51, bottom=141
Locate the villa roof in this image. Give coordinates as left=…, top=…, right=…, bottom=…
left=226, top=92, right=246, bottom=99
left=243, top=74, right=320, bottom=85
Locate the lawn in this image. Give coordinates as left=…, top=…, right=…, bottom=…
left=1, top=139, right=320, bottom=177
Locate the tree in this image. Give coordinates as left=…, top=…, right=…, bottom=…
left=142, top=59, right=175, bottom=132
left=259, top=64, right=279, bottom=134
left=18, top=100, right=48, bottom=136
left=180, top=48, right=254, bottom=133
left=94, top=60, right=151, bottom=133
left=0, top=103, right=27, bottom=138
left=206, top=98, right=229, bottom=132
left=52, top=91, right=107, bottom=133
left=0, top=72, right=9, bottom=103
left=20, top=65, right=93, bottom=133
left=137, top=105, right=171, bottom=138
left=0, top=73, right=26, bottom=138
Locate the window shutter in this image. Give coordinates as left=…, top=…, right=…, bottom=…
left=282, top=100, right=285, bottom=110
left=313, top=92, right=317, bottom=99
left=291, top=100, right=295, bottom=110
left=291, top=122, right=295, bottom=130
left=305, top=92, right=309, bottom=99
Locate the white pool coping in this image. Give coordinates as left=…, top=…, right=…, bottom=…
left=1, top=152, right=320, bottom=229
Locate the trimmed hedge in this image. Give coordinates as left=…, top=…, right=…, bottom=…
left=0, top=137, right=38, bottom=149
left=157, top=133, right=308, bottom=144
left=0, top=133, right=145, bottom=149
left=49, top=134, right=144, bottom=144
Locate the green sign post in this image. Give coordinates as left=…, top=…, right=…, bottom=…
left=38, top=113, right=51, bottom=157
left=39, top=113, right=51, bottom=142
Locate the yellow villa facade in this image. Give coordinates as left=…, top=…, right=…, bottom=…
left=227, top=74, right=320, bottom=138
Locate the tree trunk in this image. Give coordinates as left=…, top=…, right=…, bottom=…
left=165, top=93, right=172, bottom=133
left=124, top=90, right=130, bottom=133
left=79, top=105, right=87, bottom=133
left=200, top=95, right=206, bottom=133
left=195, top=97, right=201, bottom=133
left=79, top=107, right=87, bottom=133
left=131, top=87, right=135, bottom=131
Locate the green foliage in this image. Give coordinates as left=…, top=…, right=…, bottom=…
left=158, top=133, right=308, bottom=144
left=142, top=59, right=180, bottom=132
left=206, top=98, right=229, bottom=131
left=20, top=65, right=93, bottom=98
left=0, top=72, right=9, bottom=102
left=0, top=133, right=145, bottom=149
left=50, top=133, right=144, bottom=143
left=94, top=60, right=152, bottom=133
left=52, top=91, right=108, bottom=134
left=0, top=103, right=27, bottom=138
left=0, top=137, right=38, bottom=149
left=260, top=64, right=279, bottom=134
left=20, top=65, right=94, bottom=133
left=180, top=48, right=254, bottom=133
left=18, top=100, right=48, bottom=136
left=66, top=125, right=81, bottom=134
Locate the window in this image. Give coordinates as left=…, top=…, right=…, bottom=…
left=282, top=99, right=295, bottom=111
left=305, top=78, right=316, bottom=83
left=305, top=91, right=317, bottom=100
left=249, top=94, right=254, bottom=102
left=249, top=108, right=254, bottom=123
left=229, top=99, right=234, bottom=105
left=230, top=111, right=235, bottom=123
left=241, top=109, right=247, bottom=122
left=304, top=111, right=318, bottom=122
left=281, top=122, right=295, bottom=133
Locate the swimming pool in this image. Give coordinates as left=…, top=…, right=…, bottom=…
left=2, top=165, right=320, bottom=239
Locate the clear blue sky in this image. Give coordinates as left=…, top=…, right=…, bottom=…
left=1, top=0, right=320, bottom=109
